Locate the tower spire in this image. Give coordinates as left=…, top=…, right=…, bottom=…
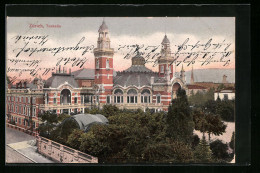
left=190, top=65, right=194, bottom=84
left=180, top=64, right=186, bottom=83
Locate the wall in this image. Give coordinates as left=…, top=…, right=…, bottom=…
left=214, top=92, right=235, bottom=100
left=37, top=136, right=98, bottom=163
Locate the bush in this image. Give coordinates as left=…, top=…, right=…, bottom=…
left=210, top=139, right=233, bottom=162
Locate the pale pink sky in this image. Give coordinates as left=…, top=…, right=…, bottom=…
left=6, top=17, right=235, bottom=81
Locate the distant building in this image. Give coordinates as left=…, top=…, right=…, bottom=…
left=214, top=87, right=235, bottom=100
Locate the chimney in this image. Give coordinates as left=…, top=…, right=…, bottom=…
left=69, top=68, right=71, bottom=74
left=190, top=66, right=194, bottom=84
left=222, top=75, right=227, bottom=83
left=59, top=65, right=61, bottom=73
left=23, top=81, right=27, bottom=89
left=19, top=81, right=22, bottom=89
left=151, top=76, right=154, bottom=85
left=16, top=83, right=18, bottom=89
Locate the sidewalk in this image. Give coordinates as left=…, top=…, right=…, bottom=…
left=6, top=127, right=54, bottom=163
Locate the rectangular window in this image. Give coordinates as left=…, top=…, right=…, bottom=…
left=121, top=96, right=123, bottom=103
left=130, top=96, right=134, bottom=103
left=19, top=118, right=21, bottom=125
left=28, top=97, right=30, bottom=104
left=127, top=96, right=129, bottom=103
left=23, top=119, right=26, bottom=126
left=144, top=96, right=148, bottom=103
left=106, top=96, right=110, bottom=104
left=96, top=96, right=99, bottom=103
left=15, top=117, right=17, bottom=123
left=33, top=122, right=36, bottom=129
left=32, top=97, right=36, bottom=104
left=81, top=95, right=84, bottom=104
left=157, top=96, right=161, bottom=103
left=224, top=94, right=228, bottom=100
left=33, top=108, right=36, bottom=117
left=117, top=96, right=120, bottom=103
left=54, top=98, right=56, bottom=104
left=74, top=97, right=78, bottom=104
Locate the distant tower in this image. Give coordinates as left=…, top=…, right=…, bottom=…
left=93, top=19, right=114, bottom=104
left=190, top=66, right=194, bottom=84
left=158, top=35, right=174, bottom=79
left=180, top=64, right=186, bottom=83
left=222, top=75, right=227, bottom=83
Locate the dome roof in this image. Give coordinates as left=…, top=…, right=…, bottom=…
left=66, top=114, right=108, bottom=132
left=162, top=35, right=170, bottom=44
left=131, top=52, right=145, bottom=66
left=98, top=21, right=108, bottom=33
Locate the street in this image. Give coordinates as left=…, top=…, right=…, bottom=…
left=6, top=126, right=54, bottom=163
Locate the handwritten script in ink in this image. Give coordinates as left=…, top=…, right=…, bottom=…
left=117, top=38, right=233, bottom=67
left=8, top=35, right=93, bottom=79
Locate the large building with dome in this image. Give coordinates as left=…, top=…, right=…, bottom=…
left=6, top=20, right=208, bottom=132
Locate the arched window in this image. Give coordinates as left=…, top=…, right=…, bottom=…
left=60, top=89, right=71, bottom=105
left=160, top=65, right=164, bottom=73
left=114, top=89, right=123, bottom=104
left=141, top=89, right=151, bottom=103
left=127, top=89, right=138, bottom=103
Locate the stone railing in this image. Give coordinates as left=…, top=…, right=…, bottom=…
left=37, top=136, right=98, bottom=163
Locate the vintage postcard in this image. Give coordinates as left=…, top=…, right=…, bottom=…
left=6, top=17, right=235, bottom=164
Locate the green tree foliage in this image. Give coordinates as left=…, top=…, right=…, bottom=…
left=166, top=88, right=194, bottom=143
left=142, top=139, right=194, bottom=163
left=194, top=136, right=212, bottom=163
left=60, top=118, right=79, bottom=141
left=57, top=113, right=71, bottom=122
left=101, top=104, right=120, bottom=118
left=78, top=111, right=166, bottom=163
left=216, top=100, right=235, bottom=122
left=191, top=134, right=200, bottom=149
left=38, top=111, right=58, bottom=137
left=188, top=88, right=215, bottom=107
left=67, top=129, right=84, bottom=149
left=229, top=131, right=235, bottom=150
left=193, top=110, right=227, bottom=141
left=210, top=139, right=233, bottom=162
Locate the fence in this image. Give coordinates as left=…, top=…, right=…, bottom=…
left=36, top=136, right=98, bottom=163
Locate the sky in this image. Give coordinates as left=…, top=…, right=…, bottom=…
left=6, top=17, right=235, bottom=81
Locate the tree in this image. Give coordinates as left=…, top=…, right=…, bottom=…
left=193, top=110, right=227, bottom=141
left=77, top=110, right=195, bottom=163
left=57, top=113, right=71, bottom=122
left=229, top=131, right=235, bottom=150
left=216, top=100, right=235, bottom=122
left=67, top=129, right=84, bottom=149
left=210, top=139, right=233, bottom=162
left=166, top=88, right=194, bottom=143
left=191, top=134, right=200, bottom=149
left=194, top=136, right=213, bottom=163
left=38, top=111, right=58, bottom=137
left=101, top=104, right=120, bottom=118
